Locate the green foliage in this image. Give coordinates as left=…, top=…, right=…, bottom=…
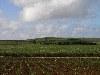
left=0, top=44, right=100, bottom=57
left=31, top=37, right=97, bottom=45
left=0, top=37, right=99, bottom=57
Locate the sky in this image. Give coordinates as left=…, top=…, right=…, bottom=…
left=0, top=0, right=100, bottom=40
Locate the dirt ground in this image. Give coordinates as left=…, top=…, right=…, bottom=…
left=0, top=57, right=100, bottom=75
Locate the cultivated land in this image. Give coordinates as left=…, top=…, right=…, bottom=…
left=0, top=44, right=100, bottom=57
left=0, top=37, right=100, bottom=57
left=0, top=57, right=100, bottom=75
left=0, top=38, right=100, bottom=75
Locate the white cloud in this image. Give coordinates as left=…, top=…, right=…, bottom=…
left=0, top=9, right=21, bottom=39
left=12, top=0, right=90, bottom=22
left=0, top=0, right=99, bottom=39
left=0, top=19, right=19, bottom=31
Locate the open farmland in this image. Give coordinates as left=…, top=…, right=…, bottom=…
left=0, top=44, right=100, bottom=57
left=0, top=57, right=100, bottom=75
left=0, top=38, right=100, bottom=75
left=0, top=38, right=100, bottom=57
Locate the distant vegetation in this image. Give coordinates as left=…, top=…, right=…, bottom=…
left=28, top=37, right=97, bottom=45
left=0, top=37, right=98, bottom=45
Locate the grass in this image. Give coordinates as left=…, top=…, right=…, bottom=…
left=0, top=44, right=100, bottom=57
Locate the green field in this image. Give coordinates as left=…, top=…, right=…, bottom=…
left=0, top=43, right=100, bottom=57
left=0, top=37, right=100, bottom=57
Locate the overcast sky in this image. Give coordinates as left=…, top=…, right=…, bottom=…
left=0, top=0, right=100, bottom=40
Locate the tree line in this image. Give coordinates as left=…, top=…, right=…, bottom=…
left=29, top=37, right=97, bottom=45
left=0, top=37, right=97, bottom=45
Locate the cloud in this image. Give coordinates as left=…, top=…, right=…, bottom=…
left=12, top=0, right=91, bottom=22
left=0, top=20, right=21, bottom=39
left=0, top=19, right=19, bottom=31
left=0, top=0, right=99, bottom=39
left=0, top=9, right=21, bottom=39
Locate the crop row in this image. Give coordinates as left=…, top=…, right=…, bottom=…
left=0, top=57, right=100, bottom=75
left=0, top=44, right=100, bottom=57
